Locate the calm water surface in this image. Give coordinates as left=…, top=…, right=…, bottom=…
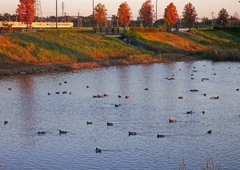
left=0, top=60, right=240, bottom=170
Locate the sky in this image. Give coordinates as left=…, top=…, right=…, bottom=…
left=0, top=0, right=239, bottom=19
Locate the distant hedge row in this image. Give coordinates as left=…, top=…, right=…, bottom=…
left=130, top=27, right=157, bottom=33
left=37, top=29, right=94, bottom=33
left=213, top=27, right=240, bottom=32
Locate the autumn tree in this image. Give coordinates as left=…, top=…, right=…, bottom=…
left=118, top=2, right=132, bottom=31
left=17, top=0, right=35, bottom=32
left=217, top=8, right=229, bottom=26
left=164, top=3, right=179, bottom=31
left=94, top=3, right=107, bottom=27
left=138, top=0, right=155, bottom=26
left=182, top=2, right=197, bottom=27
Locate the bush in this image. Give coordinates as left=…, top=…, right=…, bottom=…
left=213, top=27, right=240, bottom=32
left=158, top=25, right=167, bottom=32
left=130, top=27, right=157, bottom=33
left=37, top=29, right=94, bottom=34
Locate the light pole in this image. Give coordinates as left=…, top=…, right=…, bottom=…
left=56, top=0, right=58, bottom=29
left=93, top=0, right=95, bottom=29
left=156, top=0, right=158, bottom=28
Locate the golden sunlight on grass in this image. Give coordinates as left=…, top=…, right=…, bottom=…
left=140, top=32, right=207, bottom=52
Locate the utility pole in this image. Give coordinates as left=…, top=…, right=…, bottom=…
left=211, top=12, right=214, bottom=28
left=156, top=0, right=158, bottom=21
left=16, top=9, right=18, bottom=22
left=56, top=0, right=58, bottom=29
left=93, top=0, right=95, bottom=29
left=78, top=10, right=80, bottom=29
left=204, top=16, right=205, bottom=27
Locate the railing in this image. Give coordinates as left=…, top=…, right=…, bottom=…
left=94, top=27, right=121, bottom=35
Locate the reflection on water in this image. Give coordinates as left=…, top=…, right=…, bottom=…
left=0, top=60, right=240, bottom=170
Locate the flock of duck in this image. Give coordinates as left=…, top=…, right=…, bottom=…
left=3, top=64, right=239, bottom=153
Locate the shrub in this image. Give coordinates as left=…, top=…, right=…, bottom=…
left=158, top=25, right=167, bottom=32
left=130, top=27, right=157, bottom=33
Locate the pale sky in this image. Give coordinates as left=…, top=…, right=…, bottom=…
left=0, top=0, right=239, bottom=19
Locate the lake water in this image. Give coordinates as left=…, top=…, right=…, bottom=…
left=0, top=60, right=240, bottom=170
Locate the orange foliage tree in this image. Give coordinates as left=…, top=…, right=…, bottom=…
left=182, top=2, right=198, bottom=27
left=94, top=3, right=107, bottom=27
left=118, top=2, right=132, bottom=31
left=138, top=0, right=155, bottom=26
left=164, top=3, right=179, bottom=31
left=17, top=0, right=35, bottom=32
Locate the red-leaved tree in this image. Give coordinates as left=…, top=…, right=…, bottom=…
left=94, top=3, right=107, bottom=27
left=118, top=2, right=132, bottom=31
left=138, top=0, right=155, bottom=26
left=182, top=2, right=197, bottom=27
left=164, top=3, right=179, bottom=31
left=17, top=0, right=35, bottom=32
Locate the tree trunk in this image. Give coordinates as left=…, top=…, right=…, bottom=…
left=27, top=22, right=28, bottom=32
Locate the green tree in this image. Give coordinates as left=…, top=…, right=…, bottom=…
left=217, top=8, right=229, bottom=26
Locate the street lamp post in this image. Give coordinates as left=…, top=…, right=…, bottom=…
left=156, top=0, right=158, bottom=28
left=93, top=0, right=95, bottom=29
left=56, top=0, right=58, bottom=29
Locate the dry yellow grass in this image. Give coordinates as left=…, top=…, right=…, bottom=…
left=140, top=32, right=207, bottom=52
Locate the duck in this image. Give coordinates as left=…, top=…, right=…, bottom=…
left=202, top=111, right=205, bottom=114
left=87, top=121, right=92, bottom=124
left=59, top=83, right=61, bottom=85
left=178, top=97, right=183, bottom=99
left=4, top=121, right=8, bottom=124
left=69, top=92, right=72, bottom=95
left=8, top=88, right=12, bottom=90
left=115, top=104, right=119, bottom=107
left=190, top=89, right=198, bottom=92
left=125, top=96, right=130, bottom=99
left=157, top=134, right=164, bottom=138
left=129, top=131, right=137, bottom=135
left=208, top=130, right=212, bottom=134
left=104, top=93, right=108, bottom=97
left=64, top=81, right=67, bottom=84
left=145, top=88, right=148, bottom=90
left=213, top=73, right=216, bottom=75
left=191, top=78, right=194, bottom=80
left=93, top=95, right=97, bottom=98
left=236, top=89, right=239, bottom=91
left=62, top=91, right=67, bottom=94
left=97, top=95, right=103, bottom=98
left=187, top=111, right=192, bottom=114
left=118, top=95, right=122, bottom=98
left=95, top=148, right=101, bottom=152
left=38, top=131, right=45, bottom=134
left=169, top=119, right=176, bottom=123
left=86, top=85, right=90, bottom=88
left=191, top=74, right=194, bottom=76
left=56, top=92, right=60, bottom=94
left=107, top=122, right=113, bottom=126
left=59, top=130, right=67, bottom=134
left=203, top=93, right=207, bottom=96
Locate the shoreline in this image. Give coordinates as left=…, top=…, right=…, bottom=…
left=0, top=55, right=202, bottom=77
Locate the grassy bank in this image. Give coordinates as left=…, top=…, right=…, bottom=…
left=0, top=28, right=240, bottom=76
left=0, top=30, right=152, bottom=68
left=126, top=29, right=240, bottom=61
